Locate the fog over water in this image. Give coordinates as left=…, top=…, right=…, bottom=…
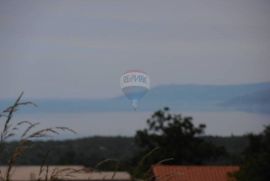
left=8, top=111, right=270, bottom=139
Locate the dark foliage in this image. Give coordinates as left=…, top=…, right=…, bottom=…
left=0, top=135, right=248, bottom=168
left=233, top=125, right=270, bottom=181
left=0, top=137, right=138, bottom=171
left=133, top=107, right=227, bottom=177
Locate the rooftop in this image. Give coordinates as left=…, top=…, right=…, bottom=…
left=152, top=165, right=239, bottom=181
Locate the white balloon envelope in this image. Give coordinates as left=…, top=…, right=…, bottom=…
left=120, top=70, right=150, bottom=110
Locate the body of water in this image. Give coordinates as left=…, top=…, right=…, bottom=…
left=4, top=111, right=270, bottom=139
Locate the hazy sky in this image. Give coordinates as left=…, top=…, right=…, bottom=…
left=0, top=0, right=270, bottom=99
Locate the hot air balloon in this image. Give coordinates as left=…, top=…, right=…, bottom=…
left=120, top=70, right=150, bottom=110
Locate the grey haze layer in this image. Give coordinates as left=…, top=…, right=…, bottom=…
left=0, top=0, right=270, bottom=99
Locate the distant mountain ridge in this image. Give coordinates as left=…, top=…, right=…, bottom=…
left=1, top=82, right=270, bottom=113
left=222, top=89, right=270, bottom=113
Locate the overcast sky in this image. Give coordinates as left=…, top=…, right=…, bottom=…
left=0, top=0, right=270, bottom=99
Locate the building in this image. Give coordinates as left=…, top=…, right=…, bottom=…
left=152, top=165, right=239, bottom=181
left=0, top=165, right=131, bottom=181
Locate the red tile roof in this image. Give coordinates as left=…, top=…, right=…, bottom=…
left=152, top=165, right=239, bottom=181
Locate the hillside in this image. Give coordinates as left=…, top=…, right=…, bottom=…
left=0, top=136, right=248, bottom=167
left=1, top=82, right=270, bottom=113
left=0, top=137, right=138, bottom=168
left=221, top=89, right=270, bottom=113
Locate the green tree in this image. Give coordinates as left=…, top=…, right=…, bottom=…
left=133, top=107, right=225, bottom=177
left=234, top=125, right=270, bottom=181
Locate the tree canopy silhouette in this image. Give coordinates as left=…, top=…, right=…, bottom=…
left=134, top=107, right=226, bottom=167
left=233, top=125, right=270, bottom=181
